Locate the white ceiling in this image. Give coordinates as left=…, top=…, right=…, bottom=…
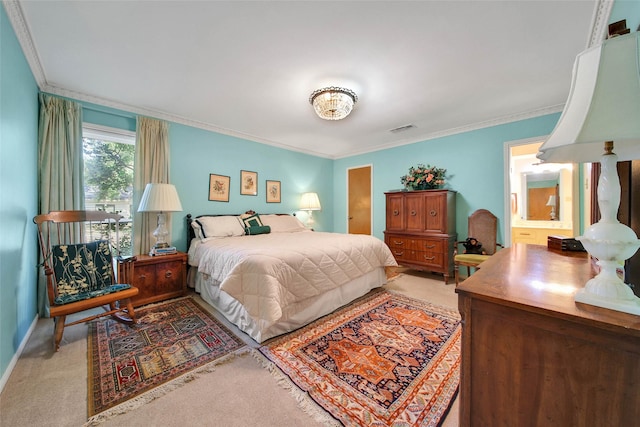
left=8, top=1, right=605, bottom=159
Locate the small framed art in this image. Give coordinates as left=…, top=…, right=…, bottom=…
left=209, top=174, right=230, bottom=202
left=266, top=180, right=281, bottom=203
left=240, top=170, right=258, bottom=196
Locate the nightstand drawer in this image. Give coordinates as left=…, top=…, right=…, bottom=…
left=120, top=252, right=187, bottom=307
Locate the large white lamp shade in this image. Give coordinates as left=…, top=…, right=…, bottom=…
left=537, top=31, right=640, bottom=315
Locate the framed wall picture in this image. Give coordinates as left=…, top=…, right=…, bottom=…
left=240, top=170, right=258, bottom=195
left=209, top=173, right=230, bottom=202
left=266, top=180, right=281, bottom=203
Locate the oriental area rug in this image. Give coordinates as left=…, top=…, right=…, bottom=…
left=258, top=289, right=461, bottom=427
left=86, top=297, right=245, bottom=422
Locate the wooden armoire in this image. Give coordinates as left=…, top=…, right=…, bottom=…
left=384, top=190, right=457, bottom=283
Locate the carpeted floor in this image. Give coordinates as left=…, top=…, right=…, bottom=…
left=0, top=269, right=460, bottom=426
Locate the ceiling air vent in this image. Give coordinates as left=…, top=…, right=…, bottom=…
left=389, top=124, right=416, bottom=133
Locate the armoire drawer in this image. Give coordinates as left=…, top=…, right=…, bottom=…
left=410, top=251, right=444, bottom=269
left=408, top=238, right=444, bottom=253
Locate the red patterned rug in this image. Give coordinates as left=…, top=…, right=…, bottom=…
left=87, top=297, right=245, bottom=419
left=259, top=289, right=460, bottom=426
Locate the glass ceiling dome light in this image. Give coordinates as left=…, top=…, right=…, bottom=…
left=309, top=86, right=358, bottom=120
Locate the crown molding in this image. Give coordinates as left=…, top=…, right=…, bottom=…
left=3, top=0, right=47, bottom=87
left=42, top=83, right=332, bottom=159
left=587, top=0, right=614, bottom=47
left=334, top=104, right=565, bottom=159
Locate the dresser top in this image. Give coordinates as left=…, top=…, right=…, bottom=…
left=456, top=244, right=640, bottom=335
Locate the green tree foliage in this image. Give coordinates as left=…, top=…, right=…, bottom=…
left=83, top=138, right=134, bottom=201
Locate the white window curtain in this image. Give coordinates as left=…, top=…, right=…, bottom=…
left=133, top=117, right=170, bottom=256
left=37, top=94, right=84, bottom=316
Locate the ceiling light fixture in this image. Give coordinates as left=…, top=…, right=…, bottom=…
left=309, top=86, right=358, bottom=120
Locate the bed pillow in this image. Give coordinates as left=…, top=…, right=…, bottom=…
left=245, top=225, right=271, bottom=235
left=195, top=216, right=244, bottom=238
left=190, top=220, right=204, bottom=240
left=242, top=213, right=263, bottom=228
left=260, top=214, right=307, bottom=233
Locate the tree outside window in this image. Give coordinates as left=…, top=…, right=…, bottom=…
left=83, top=126, right=135, bottom=255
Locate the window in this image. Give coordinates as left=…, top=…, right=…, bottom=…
left=82, top=124, right=135, bottom=255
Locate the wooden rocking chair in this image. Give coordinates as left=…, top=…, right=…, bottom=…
left=34, top=210, right=139, bottom=351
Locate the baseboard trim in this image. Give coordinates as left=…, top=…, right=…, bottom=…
left=0, top=315, right=39, bottom=394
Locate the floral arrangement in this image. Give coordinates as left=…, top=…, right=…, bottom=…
left=400, top=163, right=447, bottom=190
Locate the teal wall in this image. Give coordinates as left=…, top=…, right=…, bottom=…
left=0, top=5, right=39, bottom=383
left=334, top=114, right=561, bottom=243
left=169, top=124, right=333, bottom=250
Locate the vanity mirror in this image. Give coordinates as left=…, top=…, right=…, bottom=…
left=523, top=171, right=560, bottom=221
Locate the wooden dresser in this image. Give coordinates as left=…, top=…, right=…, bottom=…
left=384, top=190, right=456, bottom=283
left=455, top=244, right=640, bottom=426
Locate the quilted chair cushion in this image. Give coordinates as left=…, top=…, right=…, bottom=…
left=454, top=253, right=491, bottom=264
left=51, top=240, right=131, bottom=305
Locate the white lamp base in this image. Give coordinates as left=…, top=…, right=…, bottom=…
left=574, top=149, right=640, bottom=316
left=305, top=210, right=315, bottom=229
left=574, top=256, right=640, bottom=315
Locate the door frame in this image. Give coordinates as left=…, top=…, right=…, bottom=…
left=503, top=136, right=548, bottom=246
left=346, top=164, right=373, bottom=235
left=504, top=135, right=582, bottom=246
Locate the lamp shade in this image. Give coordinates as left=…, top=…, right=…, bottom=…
left=300, top=192, right=321, bottom=211
left=137, top=183, right=183, bottom=212
left=537, top=32, right=640, bottom=163
left=546, top=195, right=557, bottom=207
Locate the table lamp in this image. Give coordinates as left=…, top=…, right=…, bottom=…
left=137, top=183, right=183, bottom=248
left=537, top=31, right=640, bottom=315
left=300, top=192, right=321, bottom=228
left=546, top=195, right=557, bottom=220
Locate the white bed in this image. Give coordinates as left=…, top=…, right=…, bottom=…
left=187, top=213, right=397, bottom=343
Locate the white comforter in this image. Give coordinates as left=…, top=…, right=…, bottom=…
left=191, top=231, right=397, bottom=329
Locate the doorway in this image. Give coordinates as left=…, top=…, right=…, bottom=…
left=347, top=165, right=372, bottom=234
left=504, top=137, right=578, bottom=246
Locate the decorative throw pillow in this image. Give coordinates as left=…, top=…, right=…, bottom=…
left=52, top=240, right=113, bottom=295
left=242, top=213, right=263, bottom=228
left=245, top=225, right=271, bottom=235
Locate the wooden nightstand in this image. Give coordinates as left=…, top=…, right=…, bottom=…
left=119, top=252, right=188, bottom=307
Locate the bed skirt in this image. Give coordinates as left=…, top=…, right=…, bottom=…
left=190, top=267, right=387, bottom=343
